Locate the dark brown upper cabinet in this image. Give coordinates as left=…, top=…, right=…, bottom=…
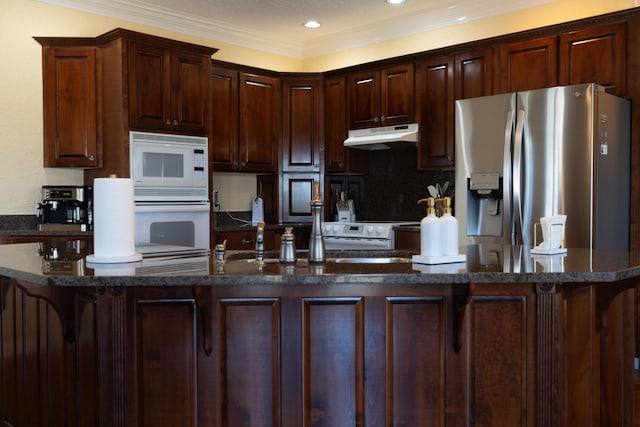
left=324, top=75, right=367, bottom=174
left=238, top=73, right=279, bottom=173
left=210, top=67, right=239, bottom=171
left=415, top=56, right=455, bottom=169
left=414, top=47, right=493, bottom=170
left=37, top=44, right=99, bottom=168
left=347, top=64, right=414, bottom=129
left=498, top=36, right=558, bottom=93
left=281, top=78, right=322, bottom=173
left=210, top=69, right=279, bottom=173
left=128, top=40, right=211, bottom=135
left=37, top=29, right=216, bottom=174
left=454, top=47, right=494, bottom=100
left=559, top=22, right=626, bottom=96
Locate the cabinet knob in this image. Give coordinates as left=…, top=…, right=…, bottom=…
left=173, top=119, right=178, bottom=126
left=381, top=115, right=386, bottom=122
left=373, top=117, right=379, bottom=123
left=165, top=119, right=171, bottom=125
left=240, top=238, right=254, bottom=245
left=89, top=155, right=95, bottom=161
left=240, top=161, right=246, bottom=167
left=339, top=162, right=344, bottom=168
left=447, top=155, right=453, bottom=163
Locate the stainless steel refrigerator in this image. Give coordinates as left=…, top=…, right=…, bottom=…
left=454, top=83, right=630, bottom=253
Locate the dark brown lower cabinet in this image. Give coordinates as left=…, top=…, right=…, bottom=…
left=0, top=277, right=635, bottom=426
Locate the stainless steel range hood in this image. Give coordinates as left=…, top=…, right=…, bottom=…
left=344, top=123, right=419, bottom=150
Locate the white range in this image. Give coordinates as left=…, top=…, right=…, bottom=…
left=321, top=221, right=419, bottom=250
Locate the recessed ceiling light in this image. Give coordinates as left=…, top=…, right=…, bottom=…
left=304, top=20, right=321, bottom=28
left=386, top=0, right=406, bottom=4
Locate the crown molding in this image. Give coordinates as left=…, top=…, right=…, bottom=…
left=37, top=0, right=305, bottom=58
left=38, top=0, right=555, bottom=60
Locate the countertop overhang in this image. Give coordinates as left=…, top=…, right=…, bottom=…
left=0, top=240, right=639, bottom=287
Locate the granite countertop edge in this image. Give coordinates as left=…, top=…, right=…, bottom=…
left=4, top=267, right=638, bottom=288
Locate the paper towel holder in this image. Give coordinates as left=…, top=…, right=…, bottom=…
left=86, top=176, right=143, bottom=264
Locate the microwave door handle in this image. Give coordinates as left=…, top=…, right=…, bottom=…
left=503, top=110, right=515, bottom=244
left=512, top=109, right=525, bottom=246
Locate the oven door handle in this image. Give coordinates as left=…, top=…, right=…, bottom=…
left=135, top=203, right=210, bottom=213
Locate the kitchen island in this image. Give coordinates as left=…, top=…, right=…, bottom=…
left=0, top=240, right=636, bottom=427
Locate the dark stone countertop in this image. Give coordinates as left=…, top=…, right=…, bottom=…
left=0, top=239, right=638, bottom=287
left=0, top=215, right=92, bottom=237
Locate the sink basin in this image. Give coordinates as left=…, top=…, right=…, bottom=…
left=227, top=257, right=411, bottom=265
left=224, top=250, right=415, bottom=265
left=330, top=257, right=412, bottom=264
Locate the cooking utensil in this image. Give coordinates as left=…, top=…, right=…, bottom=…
left=442, top=181, right=449, bottom=196
left=427, top=185, right=438, bottom=198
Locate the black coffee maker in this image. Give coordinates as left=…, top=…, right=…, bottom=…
left=37, top=186, right=93, bottom=231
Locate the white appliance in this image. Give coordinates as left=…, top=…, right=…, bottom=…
left=343, top=123, right=419, bottom=150
left=130, top=131, right=208, bottom=203
left=322, top=221, right=419, bottom=250
left=134, top=203, right=210, bottom=256
left=129, top=131, right=211, bottom=255
left=136, top=253, right=210, bottom=276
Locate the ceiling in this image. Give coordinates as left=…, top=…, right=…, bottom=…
left=40, top=0, right=553, bottom=59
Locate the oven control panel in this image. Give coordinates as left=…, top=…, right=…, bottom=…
left=322, top=222, right=393, bottom=239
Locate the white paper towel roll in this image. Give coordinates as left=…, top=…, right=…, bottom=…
left=86, top=177, right=142, bottom=264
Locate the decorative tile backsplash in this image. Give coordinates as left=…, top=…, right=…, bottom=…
left=357, top=148, right=454, bottom=221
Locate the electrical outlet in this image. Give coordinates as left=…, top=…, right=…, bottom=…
left=213, top=189, right=220, bottom=208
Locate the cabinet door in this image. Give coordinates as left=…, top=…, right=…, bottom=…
left=348, top=69, right=381, bottom=129
left=281, top=173, right=319, bottom=223
left=324, top=76, right=367, bottom=174
left=324, top=76, right=348, bottom=173
left=281, top=79, right=322, bottom=172
left=128, top=41, right=171, bottom=131
left=455, top=47, right=494, bottom=100
left=416, top=57, right=455, bottom=169
left=210, top=68, right=238, bottom=171
left=170, top=50, right=210, bottom=134
left=381, top=64, right=414, bottom=126
left=239, top=73, right=279, bottom=173
left=42, top=47, right=98, bottom=167
left=394, top=229, right=420, bottom=250
left=499, top=36, right=558, bottom=93
left=559, top=22, right=626, bottom=95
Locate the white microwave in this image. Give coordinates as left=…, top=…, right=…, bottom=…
left=130, top=131, right=208, bottom=202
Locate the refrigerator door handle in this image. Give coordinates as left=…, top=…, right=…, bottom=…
left=503, top=110, right=515, bottom=243
left=512, top=109, right=526, bottom=245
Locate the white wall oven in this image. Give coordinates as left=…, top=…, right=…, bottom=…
left=130, top=131, right=210, bottom=255
left=134, top=203, right=210, bottom=256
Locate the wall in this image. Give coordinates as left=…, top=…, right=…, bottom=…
left=212, top=172, right=260, bottom=213
left=0, top=0, right=635, bottom=214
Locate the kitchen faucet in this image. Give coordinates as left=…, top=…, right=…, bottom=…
left=256, top=221, right=265, bottom=263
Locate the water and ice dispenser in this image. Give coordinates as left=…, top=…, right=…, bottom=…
left=466, top=172, right=503, bottom=237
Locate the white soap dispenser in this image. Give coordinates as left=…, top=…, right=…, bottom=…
left=440, top=196, right=459, bottom=256
left=418, top=197, right=441, bottom=257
